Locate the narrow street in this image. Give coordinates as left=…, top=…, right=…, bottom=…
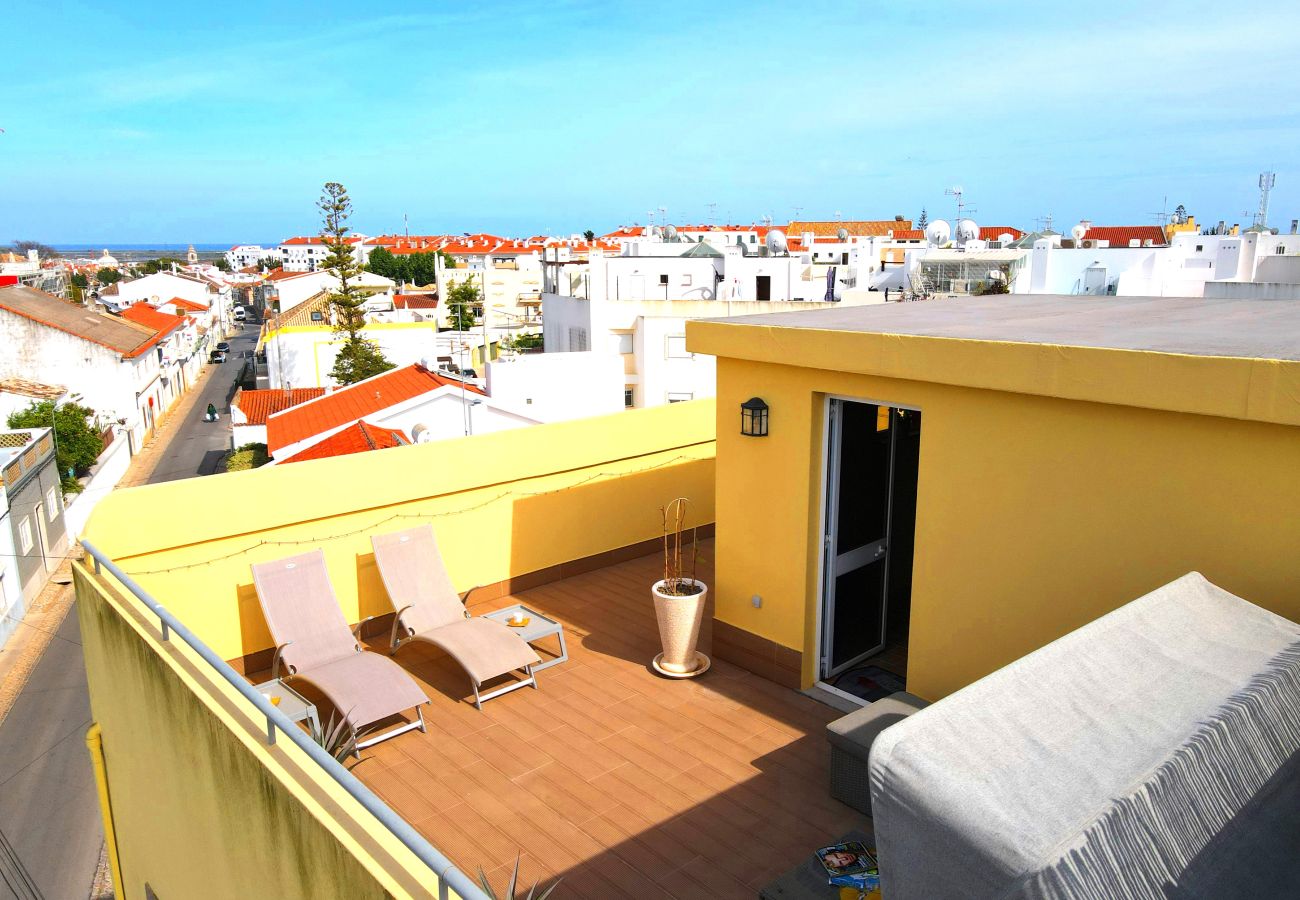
left=0, top=315, right=258, bottom=899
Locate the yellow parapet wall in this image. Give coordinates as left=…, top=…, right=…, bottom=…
left=75, top=563, right=463, bottom=899
left=82, top=400, right=717, bottom=663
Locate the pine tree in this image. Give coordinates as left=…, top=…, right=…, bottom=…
left=317, top=182, right=395, bottom=385
left=917, top=208, right=928, bottom=229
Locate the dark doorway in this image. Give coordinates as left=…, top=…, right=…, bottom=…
left=820, top=399, right=921, bottom=697
left=755, top=276, right=771, bottom=302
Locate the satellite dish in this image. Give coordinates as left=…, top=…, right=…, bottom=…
left=411, top=423, right=432, bottom=443
left=957, top=219, right=980, bottom=241
left=651, top=225, right=664, bottom=238
left=925, top=220, right=951, bottom=246
left=836, top=227, right=849, bottom=242
left=663, top=225, right=678, bottom=241
left=1071, top=222, right=1089, bottom=243
left=765, top=230, right=788, bottom=254
left=998, top=232, right=1014, bottom=243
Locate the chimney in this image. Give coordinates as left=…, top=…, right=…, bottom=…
left=1291, top=219, right=1298, bottom=235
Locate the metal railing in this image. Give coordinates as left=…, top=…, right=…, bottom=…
left=79, top=540, right=488, bottom=900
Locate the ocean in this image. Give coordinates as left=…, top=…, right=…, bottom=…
left=51, top=244, right=278, bottom=264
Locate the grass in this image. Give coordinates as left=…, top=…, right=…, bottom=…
left=224, top=443, right=269, bottom=472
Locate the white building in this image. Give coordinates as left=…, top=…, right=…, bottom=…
left=225, top=245, right=276, bottom=270
left=277, top=236, right=369, bottom=272
left=0, top=284, right=174, bottom=451
left=541, top=239, right=880, bottom=408
left=485, top=352, right=624, bottom=423
left=265, top=269, right=394, bottom=312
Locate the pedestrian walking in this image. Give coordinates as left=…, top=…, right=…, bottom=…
left=206, top=403, right=217, bottom=423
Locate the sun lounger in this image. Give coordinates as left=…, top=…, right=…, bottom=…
left=251, top=549, right=428, bottom=752
left=371, top=525, right=541, bottom=708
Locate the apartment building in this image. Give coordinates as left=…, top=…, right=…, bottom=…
left=0, top=427, right=67, bottom=649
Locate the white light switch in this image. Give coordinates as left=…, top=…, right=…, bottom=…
left=751, top=594, right=762, bottom=609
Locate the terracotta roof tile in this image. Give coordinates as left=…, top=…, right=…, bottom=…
left=0, top=284, right=157, bottom=357
left=266, top=364, right=483, bottom=454
left=980, top=226, right=1026, bottom=240
left=1081, top=225, right=1167, bottom=247
left=232, top=387, right=327, bottom=425
left=279, top=421, right=408, bottom=464
left=393, top=294, right=439, bottom=310
left=160, top=296, right=207, bottom=312
left=788, top=219, right=912, bottom=237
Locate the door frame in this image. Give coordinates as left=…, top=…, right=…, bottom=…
left=813, top=393, right=921, bottom=690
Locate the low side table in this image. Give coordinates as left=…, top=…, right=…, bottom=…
left=254, top=678, right=321, bottom=736
left=483, top=604, right=568, bottom=671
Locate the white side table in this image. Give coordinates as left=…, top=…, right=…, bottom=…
left=254, top=678, right=321, bottom=735
left=483, top=604, right=568, bottom=671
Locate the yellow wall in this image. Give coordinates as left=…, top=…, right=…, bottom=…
left=696, top=323, right=1300, bottom=700
left=82, top=400, right=716, bottom=663
left=74, top=563, right=464, bottom=899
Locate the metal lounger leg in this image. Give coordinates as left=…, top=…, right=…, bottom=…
left=469, top=667, right=538, bottom=708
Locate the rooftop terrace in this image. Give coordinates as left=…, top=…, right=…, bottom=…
left=247, top=542, right=861, bottom=898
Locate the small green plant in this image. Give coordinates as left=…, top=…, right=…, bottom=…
left=660, top=497, right=701, bottom=596
left=477, top=856, right=560, bottom=900
left=310, top=712, right=358, bottom=763
left=224, top=442, right=269, bottom=471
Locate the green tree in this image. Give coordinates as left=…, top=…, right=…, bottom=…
left=917, top=208, right=928, bottom=229
left=139, top=257, right=183, bottom=275
left=214, top=257, right=231, bottom=272
left=583, top=230, right=596, bottom=242
left=318, top=182, right=395, bottom=385
left=6, top=400, right=103, bottom=493
left=70, top=272, right=89, bottom=290
left=444, top=278, right=480, bottom=331
left=96, top=267, right=122, bottom=285
left=259, top=255, right=280, bottom=270
left=331, top=338, right=396, bottom=385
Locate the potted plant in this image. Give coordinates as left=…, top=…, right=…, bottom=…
left=651, top=497, right=710, bottom=677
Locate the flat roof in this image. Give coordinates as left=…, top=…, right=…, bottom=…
left=712, top=295, right=1300, bottom=361
left=689, top=294, right=1300, bottom=428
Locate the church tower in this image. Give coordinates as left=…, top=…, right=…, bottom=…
left=186, top=243, right=198, bottom=264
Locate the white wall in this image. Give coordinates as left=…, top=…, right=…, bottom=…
left=636, top=316, right=716, bottom=406
left=114, top=272, right=215, bottom=308
left=0, top=484, right=22, bottom=650
left=264, top=323, right=443, bottom=389
left=62, top=429, right=132, bottom=540
left=272, top=271, right=395, bottom=310
left=485, top=352, right=624, bottom=423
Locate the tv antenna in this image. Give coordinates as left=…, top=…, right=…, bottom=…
left=793, top=206, right=803, bottom=220
left=706, top=202, right=717, bottom=225
left=658, top=207, right=667, bottom=229
left=1254, top=171, right=1276, bottom=228
left=1033, top=213, right=1054, bottom=232
left=1147, top=196, right=1170, bottom=227
left=945, top=186, right=976, bottom=220
left=404, top=212, right=409, bottom=238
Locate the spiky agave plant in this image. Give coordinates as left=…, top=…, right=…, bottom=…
left=310, top=712, right=358, bottom=763
left=477, top=856, right=561, bottom=900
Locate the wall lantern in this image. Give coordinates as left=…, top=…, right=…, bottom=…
left=740, top=397, right=769, bottom=437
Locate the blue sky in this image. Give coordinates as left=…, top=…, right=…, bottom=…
left=2, top=1, right=1298, bottom=243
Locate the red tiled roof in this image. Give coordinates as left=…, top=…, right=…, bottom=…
left=602, top=226, right=646, bottom=239
left=394, top=294, right=439, bottom=310
left=120, top=304, right=188, bottom=356
left=266, top=364, right=484, bottom=454
left=161, top=296, right=207, bottom=312
left=1080, top=225, right=1167, bottom=247
left=980, top=226, right=1026, bottom=240
left=232, top=387, right=327, bottom=425
left=281, top=235, right=362, bottom=246
left=788, top=220, right=911, bottom=237
left=278, top=421, right=408, bottom=465
left=266, top=268, right=311, bottom=282
left=890, top=229, right=925, bottom=240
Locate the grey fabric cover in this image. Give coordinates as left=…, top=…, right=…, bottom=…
left=827, top=691, right=929, bottom=762
left=371, top=525, right=540, bottom=685
left=251, top=550, right=428, bottom=730
left=869, top=572, right=1300, bottom=900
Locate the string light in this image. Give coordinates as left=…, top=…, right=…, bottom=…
left=119, top=449, right=713, bottom=577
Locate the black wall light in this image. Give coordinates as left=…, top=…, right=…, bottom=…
left=740, top=397, right=769, bottom=437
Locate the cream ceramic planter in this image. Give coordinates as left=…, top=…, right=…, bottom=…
left=652, top=579, right=709, bottom=676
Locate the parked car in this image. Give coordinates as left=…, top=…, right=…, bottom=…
left=216, top=341, right=231, bottom=354
left=209, top=350, right=227, bottom=363
left=233, top=307, right=247, bottom=321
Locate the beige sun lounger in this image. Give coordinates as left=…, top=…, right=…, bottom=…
left=251, top=549, right=428, bottom=752
left=372, top=525, right=541, bottom=708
